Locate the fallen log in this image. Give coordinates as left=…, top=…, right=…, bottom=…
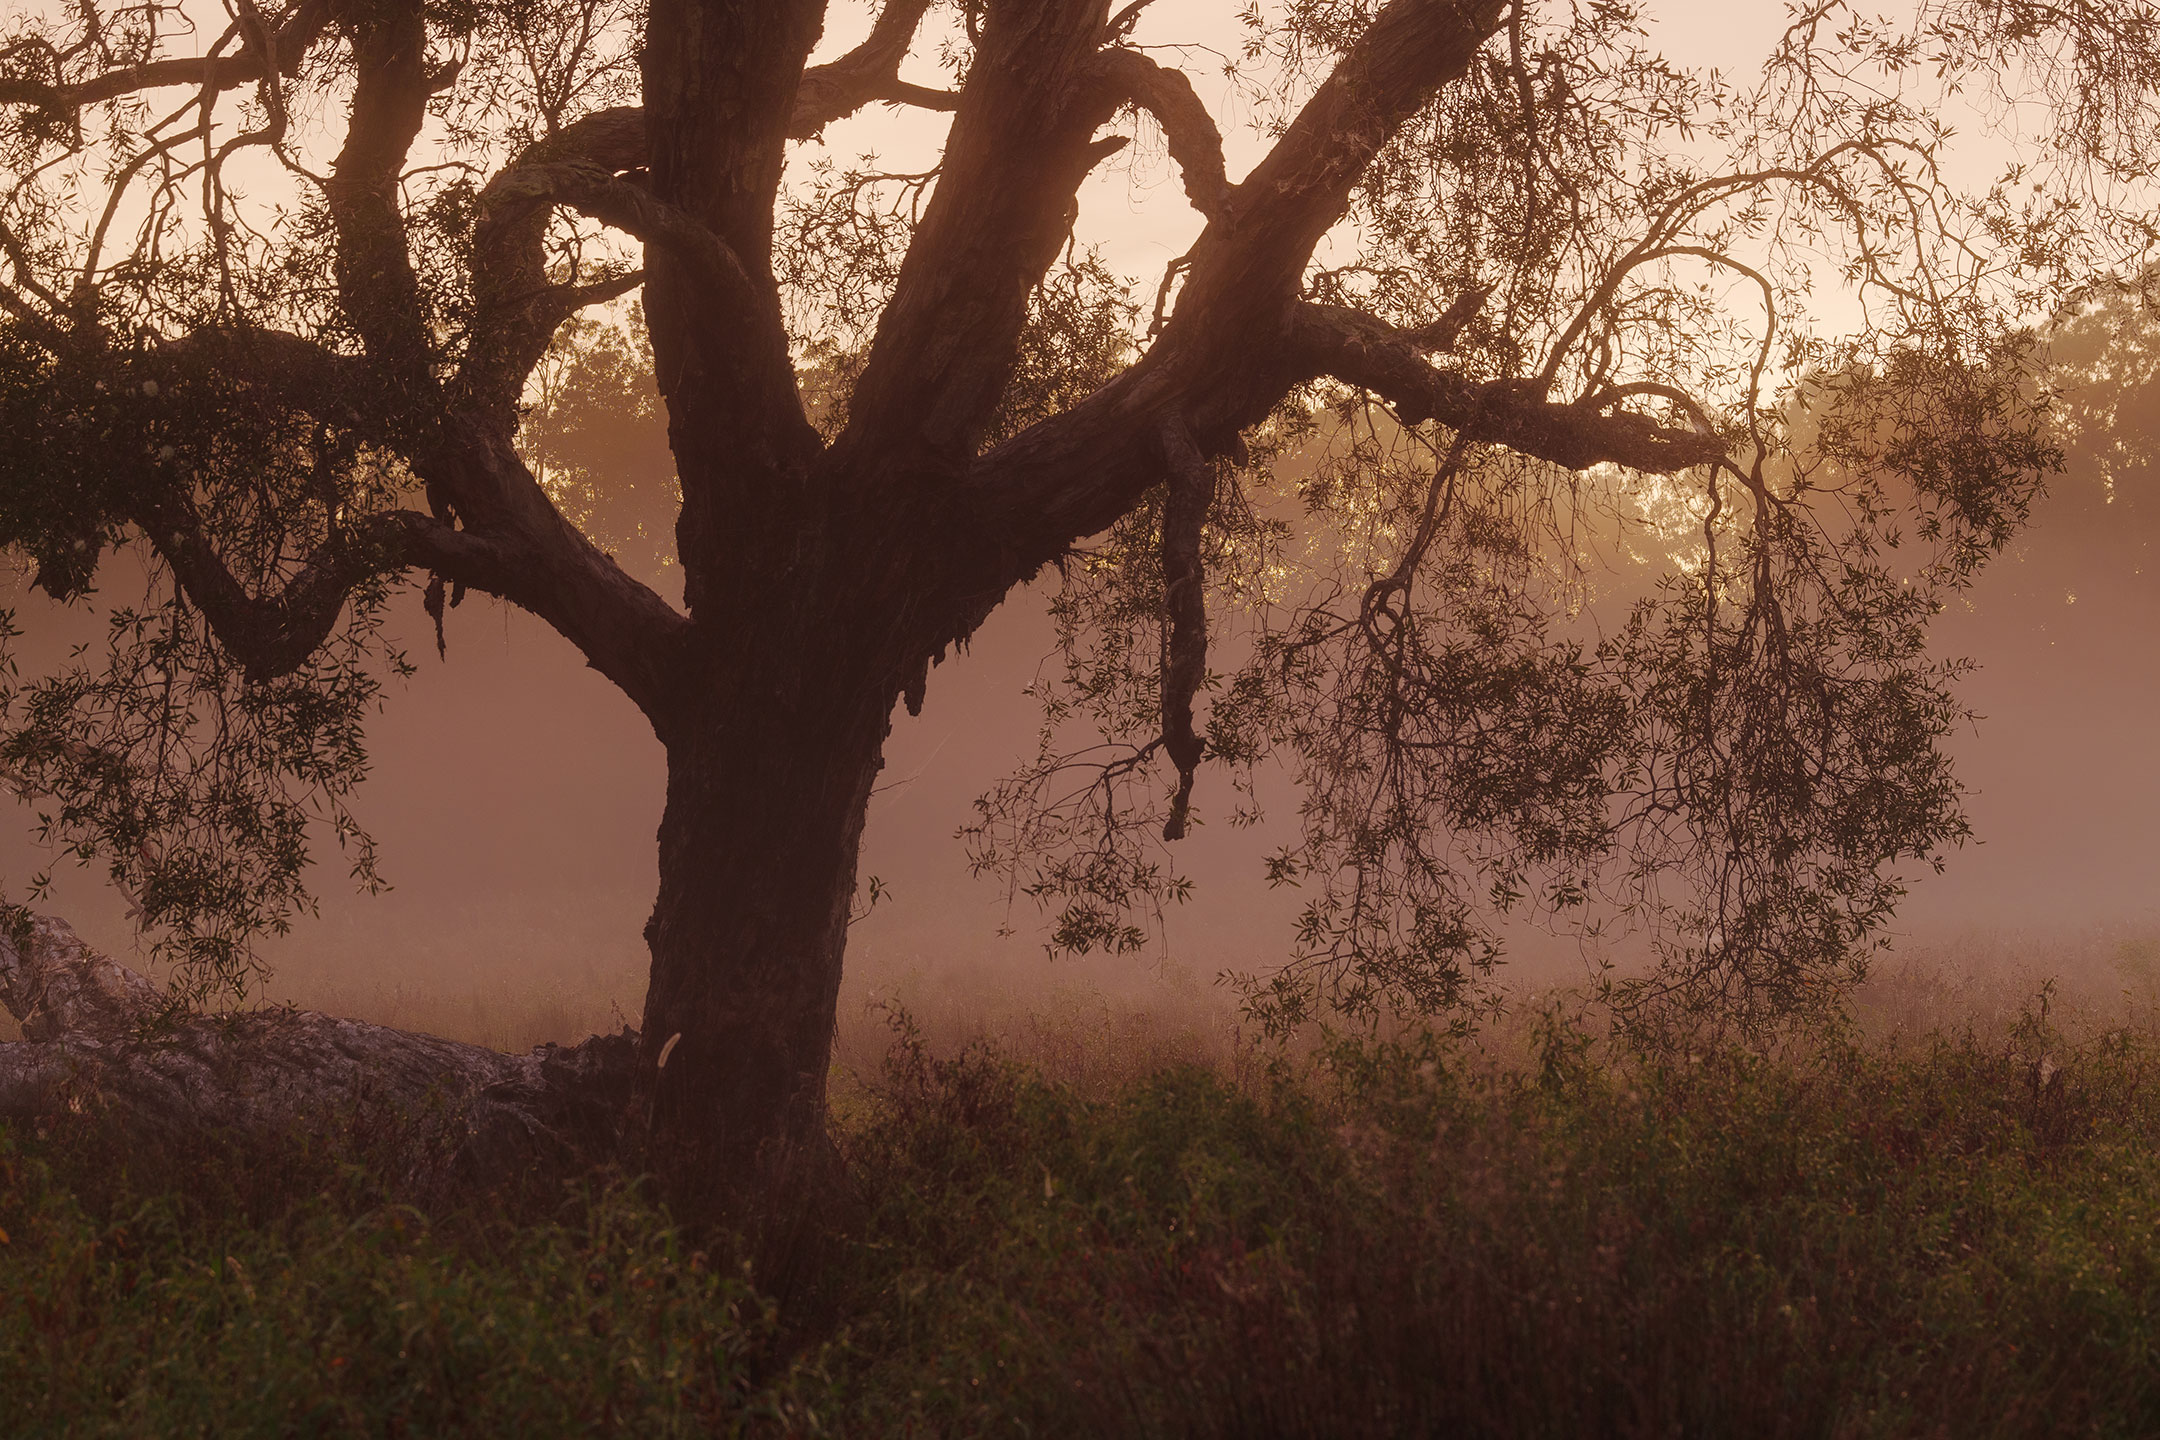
left=0, top=912, right=639, bottom=1196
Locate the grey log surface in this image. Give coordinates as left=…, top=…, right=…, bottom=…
left=0, top=913, right=638, bottom=1189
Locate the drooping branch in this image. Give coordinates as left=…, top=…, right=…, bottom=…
left=788, top=0, right=955, bottom=138
left=1157, top=416, right=1210, bottom=841
left=1098, top=48, right=1231, bottom=221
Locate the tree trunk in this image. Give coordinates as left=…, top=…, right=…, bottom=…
left=637, top=658, right=894, bottom=1229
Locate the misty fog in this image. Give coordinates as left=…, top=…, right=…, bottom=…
left=0, top=325, right=2152, bottom=1056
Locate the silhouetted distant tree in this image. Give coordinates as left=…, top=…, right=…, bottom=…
left=0, top=0, right=2109, bottom=1216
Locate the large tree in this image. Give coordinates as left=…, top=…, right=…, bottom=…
left=0, top=0, right=2097, bottom=1212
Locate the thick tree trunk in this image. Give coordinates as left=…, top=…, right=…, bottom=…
left=637, top=660, right=893, bottom=1227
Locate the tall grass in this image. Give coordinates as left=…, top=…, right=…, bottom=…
left=7, top=964, right=2160, bottom=1435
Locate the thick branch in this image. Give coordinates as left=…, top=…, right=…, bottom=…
left=788, top=0, right=950, bottom=138
left=1289, top=304, right=1731, bottom=472
left=965, top=298, right=1727, bottom=607
left=409, top=421, right=692, bottom=727
left=642, top=0, right=824, bottom=615
left=962, top=0, right=1514, bottom=576
left=147, top=322, right=687, bottom=718
left=1098, top=48, right=1231, bottom=221
left=323, top=0, right=437, bottom=406
left=838, top=0, right=1126, bottom=465
left=1161, top=0, right=1509, bottom=331
left=140, top=473, right=688, bottom=725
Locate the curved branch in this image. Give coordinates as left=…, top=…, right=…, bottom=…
left=139, top=472, right=689, bottom=726
left=461, top=106, right=656, bottom=415
left=484, top=162, right=754, bottom=298
left=1097, top=48, right=1231, bottom=221
left=138, top=321, right=687, bottom=721
left=134, top=499, right=421, bottom=682
left=1160, top=0, right=1509, bottom=329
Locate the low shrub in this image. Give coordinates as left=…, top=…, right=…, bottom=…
left=8, top=996, right=2160, bottom=1437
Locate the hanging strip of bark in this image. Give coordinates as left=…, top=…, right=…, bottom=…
left=1158, top=416, right=1211, bottom=841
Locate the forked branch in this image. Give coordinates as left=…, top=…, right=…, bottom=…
left=789, top=0, right=955, bottom=138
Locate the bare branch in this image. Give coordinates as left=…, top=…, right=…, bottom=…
left=0, top=0, right=338, bottom=115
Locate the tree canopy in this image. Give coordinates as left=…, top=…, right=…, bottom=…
left=0, top=0, right=2147, bottom=1062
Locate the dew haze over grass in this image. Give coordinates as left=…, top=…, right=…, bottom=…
left=3, top=442, right=2154, bottom=1057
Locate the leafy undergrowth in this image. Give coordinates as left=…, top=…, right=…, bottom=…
left=8, top=997, right=2160, bottom=1437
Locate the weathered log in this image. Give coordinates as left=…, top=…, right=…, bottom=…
left=0, top=913, right=639, bottom=1194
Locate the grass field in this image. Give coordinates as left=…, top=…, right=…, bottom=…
left=7, top=945, right=2160, bottom=1436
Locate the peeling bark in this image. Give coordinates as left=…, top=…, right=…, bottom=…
left=0, top=915, right=638, bottom=1194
